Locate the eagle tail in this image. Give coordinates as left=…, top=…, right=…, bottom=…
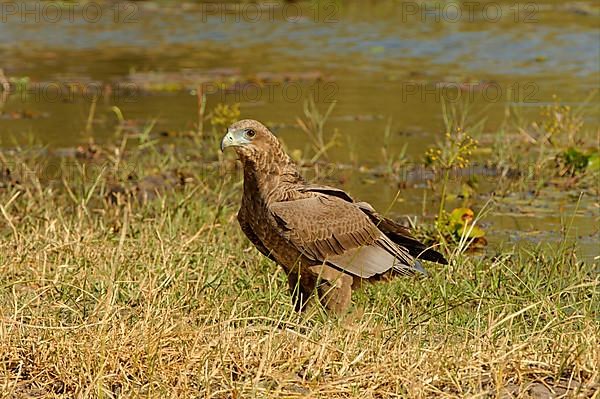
left=357, top=202, right=448, bottom=265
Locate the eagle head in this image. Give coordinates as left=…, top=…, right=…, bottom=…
left=220, top=119, right=280, bottom=158
left=220, top=119, right=300, bottom=184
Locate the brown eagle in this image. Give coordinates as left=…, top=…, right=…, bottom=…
left=221, top=119, right=447, bottom=313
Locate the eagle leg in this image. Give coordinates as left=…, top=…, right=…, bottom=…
left=310, top=265, right=354, bottom=314
left=287, top=271, right=312, bottom=312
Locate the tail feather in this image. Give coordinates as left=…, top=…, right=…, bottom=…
left=412, top=259, right=428, bottom=275
left=357, top=202, right=448, bottom=265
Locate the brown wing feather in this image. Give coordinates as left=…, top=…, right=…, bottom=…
left=299, top=184, right=355, bottom=202
left=356, top=202, right=448, bottom=264
left=299, top=185, right=447, bottom=265
left=269, top=195, right=420, bottom=278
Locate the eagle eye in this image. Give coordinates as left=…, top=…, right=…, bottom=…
left=245, top=129, right=256, bottom=139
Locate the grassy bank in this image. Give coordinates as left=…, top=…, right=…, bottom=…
left=0, top=138, right=597, bottom=398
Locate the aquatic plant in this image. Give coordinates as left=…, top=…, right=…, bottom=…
left=424, top=127, right=477, bottom=170
left=8, top=75, right=29, bottom=93
left=443, top=207, right=487, bottom=247
left=209, top=102, right=240, bottom=133
left=556, top=147, right=600, bottom=176
left=381, top=118, right=409, bottom=178
left=423, top=101, right=483, bottom=248
left=296, top=96, right=339, bottom=162
left=537, top=95, right=584, bottom=147
left=195, top=85, right=207, bottom=138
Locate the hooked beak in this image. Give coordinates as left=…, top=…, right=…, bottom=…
left=220, top=129, right=250, bottom=152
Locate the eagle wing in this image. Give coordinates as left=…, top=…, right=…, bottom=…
left=269, top=195, right=424, bottom=278
left=299, top=185, right=447, bottom=265
left=355, top=202, right=448, bottom=264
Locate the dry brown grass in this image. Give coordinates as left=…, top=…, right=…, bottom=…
left=0, top=149, right=598, bottom=398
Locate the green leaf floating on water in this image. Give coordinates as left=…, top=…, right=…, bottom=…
left=457, top=223, right=486, bottom=239
left=448, top=208, right=486, bottom=239
left=558, top=148, right=600, bottom=173
left=561, top=148, right=590, bottom=171
left=449, top=207, right=472, bottom=225
left=587, top=152, right=600, bottom=172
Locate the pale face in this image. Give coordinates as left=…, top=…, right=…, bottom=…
left=220, top=119, right=279, bottom=160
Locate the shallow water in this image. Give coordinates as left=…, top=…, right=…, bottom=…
left=0, top=1, right=598, bottom=259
